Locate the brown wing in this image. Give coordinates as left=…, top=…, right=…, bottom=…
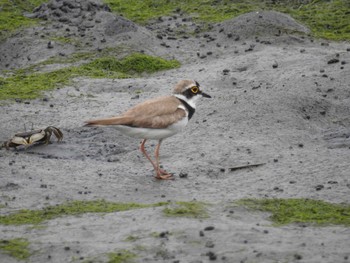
left=84, top=116, right=134, bottom=126
left=131, top=107, right=186, bottom=128
left=85, top=96, right=186, bottom=128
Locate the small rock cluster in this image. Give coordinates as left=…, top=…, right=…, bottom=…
left=33, top=0, right=111, bottom=24
left=32, top=0, right=137, bottom=35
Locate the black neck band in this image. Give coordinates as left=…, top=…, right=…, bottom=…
left=178, top=98, right=195, bottom=120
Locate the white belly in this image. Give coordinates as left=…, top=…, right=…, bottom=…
left=113, top=117, right=188, bottom=140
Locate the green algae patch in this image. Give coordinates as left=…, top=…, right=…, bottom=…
left=124, top=235, right=141, bottom=242
left=275, top=0, right=350, bottom=41
left=81, top=53, right=180, bottom=76
left=0, top=238, right=31, bottom=260
left=163, top=201, right=208, bottom=219
left=0, top=69, right=72, bottom=100
left=0, top=200, right=167, bottom=225
left=104, top=0, right=258, bottom=24
left=237, top=198, right=350, bottom=226
left=108, top=250, right=137, bottom=263
left=0, top=53, right=180, bottom=100
left=105, top=0, right=350, bottom=41
left=0, top=0, right=46, bottom=38
left=1, top=0, right=349, bottom=41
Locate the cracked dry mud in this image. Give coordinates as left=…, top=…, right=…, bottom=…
left=1, top=1, right=350, bottom=262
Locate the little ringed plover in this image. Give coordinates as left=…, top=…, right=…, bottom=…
left=85, top=79, right=211, bottom=180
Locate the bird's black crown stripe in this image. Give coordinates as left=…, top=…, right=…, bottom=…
left=178, top=98, right=195, bottom=120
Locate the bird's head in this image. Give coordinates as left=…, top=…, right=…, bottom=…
left=173, top=80, right=211, bottom=108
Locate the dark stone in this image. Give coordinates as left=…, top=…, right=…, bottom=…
left=179, top=172, right=188, bottom=178
left=204, top=226, right=215, bottom=231
left=222, top=69, right=230, bottom=75
left=245, top=45, right=255, bottom=52
left=327, top=181, right=338, bottom=184
left=206, top=251, right=217, bottom=261
left=315, top=185, right=324, bottom=191
left=327, top=58, right=340, bottom=64
left=47, top=41, right=54, bottom=48
left=159, top=231, right=169, bottom=238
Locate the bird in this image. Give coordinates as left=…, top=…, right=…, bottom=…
left=84, top=79, right=211, bottom=180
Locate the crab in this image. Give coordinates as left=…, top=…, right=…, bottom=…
left=2, top=126, right=63, bottom=150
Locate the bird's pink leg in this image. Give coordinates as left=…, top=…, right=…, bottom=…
left=140, top=139, right=173, bottom=180
left=154, top=139, right=173, bottom=180
left=140, top=139, right=157, bottom=170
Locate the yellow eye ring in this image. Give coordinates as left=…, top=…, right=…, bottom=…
left=191, top=86, right=199, bottom=94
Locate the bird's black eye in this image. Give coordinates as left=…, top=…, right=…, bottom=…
left=191, top=86, right=199, bottom=94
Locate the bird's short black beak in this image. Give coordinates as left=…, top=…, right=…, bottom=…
left=201, top=91, right=211, bottom=98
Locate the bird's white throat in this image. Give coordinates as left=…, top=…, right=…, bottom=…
left=174, top=94, right=200, bottom=109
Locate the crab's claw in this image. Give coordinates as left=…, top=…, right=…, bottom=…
left=50, top=127, right=63, bottom=142
left=28, top=131, right=45, bottom=145
left=11, top=136, right=29, bottom=147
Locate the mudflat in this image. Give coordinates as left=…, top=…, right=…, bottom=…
left=1, top=1, right=350, bottom=262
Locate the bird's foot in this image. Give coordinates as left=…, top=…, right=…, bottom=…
left=158, top=168, right=169, bottom=175
left=155, top=170, right=174, bottom=180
